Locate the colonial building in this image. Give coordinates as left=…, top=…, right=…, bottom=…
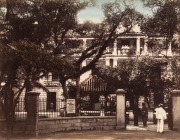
left=14, top=25, right=179, bottom=113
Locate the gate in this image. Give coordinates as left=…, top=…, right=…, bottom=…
left=125, top=93, right=172, bottom=130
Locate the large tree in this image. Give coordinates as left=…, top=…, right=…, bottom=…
left=142, top=0, right=180, bottom=49
left=73, top=2, right=144, bottom=101
left=0, top=0, right=88, bottom=138
left=1, top=0, right=144, bottom=101
left=95, top=56, right=169, bottom=107
left=141, top=0, right=180, bottom=90
left=0, top=0, right=144, bottom=136
left=3, top=0, right=143, bottom=99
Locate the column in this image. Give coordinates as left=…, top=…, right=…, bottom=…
left=117, top=39, right=121, bottom=55
left=136, top=37, right=140, bottom=55
left=171, top=90, right=180, bottom=130
left=116, top=89, right=126, bottom=130
left=25, top=91, right=40, bottom=137
left=106, top=58, right=110, bottom=66
left=83, top=39, right=87, bottom=48
left=113, top=40, right=117, bottom=55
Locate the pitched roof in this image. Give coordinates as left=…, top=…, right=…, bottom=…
left=80, top=75, right=107, bottom=92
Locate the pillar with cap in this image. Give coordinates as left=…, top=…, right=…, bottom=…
left=172, top=90, right=180, bottom=130
left=116, top=89, right=126, bottom=130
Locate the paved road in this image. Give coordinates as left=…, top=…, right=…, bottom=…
left=0, top=129, right=180, bottom=140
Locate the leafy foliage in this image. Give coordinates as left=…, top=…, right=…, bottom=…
left=0, top=0, right=87, bottom=137
left=0, top=1, right=144, bottom=134
left=142, top=1, right=178, bottom=40
left=95, top=56, right=168, bottom=95
left=142, top=0, right=180, bottom=50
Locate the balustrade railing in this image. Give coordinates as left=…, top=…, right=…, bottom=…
left=106, top=45, right=136, bottom=56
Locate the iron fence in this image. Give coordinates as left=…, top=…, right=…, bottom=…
left=14, top=98, right=66, bottom=120
left=80, top=94, right=116, bottom=116
left=15, top=98, right=26, bottom=120
left=13, top=96, right=116, bottom=120
left=38, top=98, right=66, bottom=118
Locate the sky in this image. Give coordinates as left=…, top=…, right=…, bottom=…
left=77, top=0, right=153, bottom=23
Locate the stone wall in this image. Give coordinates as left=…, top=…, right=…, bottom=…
left=0, top=120, right=26, bottom=134
left=0, top=89, right=124, bottom=136
left=0, top=116, right=116, bottom=135
left=38, top=116, right=116, bottom=134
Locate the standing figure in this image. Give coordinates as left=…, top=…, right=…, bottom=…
left=155, top=103, right=167, bottom=134
left=141, top=103, right=148, bottom=127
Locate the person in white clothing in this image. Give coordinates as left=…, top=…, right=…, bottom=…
left=155, top=103, right=167, bottom=134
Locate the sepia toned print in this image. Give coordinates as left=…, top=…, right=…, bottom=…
left=0, top=0, right=179, bottom=139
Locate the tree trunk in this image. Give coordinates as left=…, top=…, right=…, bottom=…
left=3, top=65, right=17, bottom=139
left=76, top=77, right=80, bottom=99
left=75, top=77, right=80, bottom=116
left=24, top=78, right=33, bottom=111
left=3, top=86, right=14, bottom=140
left=60, top=79, right=69, bottom=99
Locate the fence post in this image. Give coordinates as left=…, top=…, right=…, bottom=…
left=116, top=89, right=126, bottom=130
left=25, top=91, right=40, bottom=137
left=172, top=90, right=180, bottom=130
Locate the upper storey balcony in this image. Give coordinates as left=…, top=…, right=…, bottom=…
left=77, top=34, right=146, bottom=57
left=105, top=35, right=146, bottom=57
left=105, top=36, right=173, bottom=58
left=67, top=34, right=174, bottom=59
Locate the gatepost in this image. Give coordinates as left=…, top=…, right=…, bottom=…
left=25, top=91, right=40, bottom=137
left=172, top=90, right=180, bottom=131
left=116, top=89, right=126, bottom=130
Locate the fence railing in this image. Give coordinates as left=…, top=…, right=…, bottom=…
left=15, top=98, right=26, bottom=120
left=38, top=98, right=66, bottom=118
left=13, top=97, right=116, bottom=120
left=80, top=110, right=116, bottom=116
